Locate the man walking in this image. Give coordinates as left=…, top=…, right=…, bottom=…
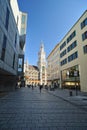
left=39, top=84, right=43, bottom=93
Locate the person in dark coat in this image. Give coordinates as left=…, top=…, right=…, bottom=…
left=39, top=84, right=43, bottom=93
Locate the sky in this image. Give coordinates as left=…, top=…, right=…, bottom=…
left=17, top=0, right=87, bottom=65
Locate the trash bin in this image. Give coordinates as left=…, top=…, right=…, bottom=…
left=69, top=91, right=73, bottom=96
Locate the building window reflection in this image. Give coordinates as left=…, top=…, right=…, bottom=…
left=18, top=58, right=23, bottom=72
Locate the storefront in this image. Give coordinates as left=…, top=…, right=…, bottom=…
left=61, top=65, right=80, bottom=90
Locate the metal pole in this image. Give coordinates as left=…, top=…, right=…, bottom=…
left=75, top=76, right=78, bottom=96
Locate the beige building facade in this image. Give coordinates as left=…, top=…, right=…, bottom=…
left=24, top=61, right=40, bottom=85
left=60, top=10, right=87, bottom=92
left=47, top=44, right=60, bottom=87
left=47, top=10, right=87, bottom=92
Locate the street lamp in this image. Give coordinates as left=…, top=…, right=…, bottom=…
left=67, top=70, right=73, bottom=96
left=74, top=70, right=78, bottom=96
left=67, top=71, right=69, bottom=76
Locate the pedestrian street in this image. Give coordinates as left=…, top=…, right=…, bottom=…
left=0, top=87, right=87, bottom=130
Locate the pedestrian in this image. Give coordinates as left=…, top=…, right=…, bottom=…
left=15, top=83, right=18, bottom=90
left=32, top=85, right=34, bottom=90
left=39, top=84, right=42, bottom=93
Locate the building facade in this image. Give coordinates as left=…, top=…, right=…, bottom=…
left=10, top=0, right=27, bottom=87
left=59, top=10, right=87, bottom=92
left=38, top=43, right=47, bottom=85
left=0, top=0, right=27, bottom=91
left=47, top=44, right=60, bottom=87
left=24, top=61, right=40, bottom=85
left=47, top=10, right=87, bottom=92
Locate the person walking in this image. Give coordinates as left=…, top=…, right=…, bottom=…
left=39, top=84, right=43, bottom=93
left=32, top=84, right=34, bottom=90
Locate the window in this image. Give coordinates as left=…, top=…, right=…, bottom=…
left=1, top=35, right=7, bottom=61
left=21, top=15, right=26, bottom=24
left=67, top=41, right=77, bottom=52
left=68, top=51, right=78, bottom=62
left=82, top=31, right=87, bottom=41
left=73, top=52, right=78, bottom=59
left=15, top=33, right=17, bottom=47
left=1, top=49, right=5, bottom=61
left=18, top=58, right=23, bottom=72
left=60, top=49, right=66, bottom=58
left=83, top=45, right=87, bottom=54
left=60, top=58, right=67, bottom=66
left=67, top=31, right=76, bottom=43
left=13, top=53, right=15, bottom=69
left=5, top=7, right=9, bottom=30
left=21, top=28, right=25, bottom=35
left=81, top=18, right=87, bottom=29
left=60, top=41, right=66, bottom=50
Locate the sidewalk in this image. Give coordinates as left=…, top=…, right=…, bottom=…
left=0, top=91, right=9, bottom=98
left=46, top=88, right=87, bottom=111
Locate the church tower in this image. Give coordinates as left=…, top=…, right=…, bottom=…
left=38, top=42, right=47, bottom=85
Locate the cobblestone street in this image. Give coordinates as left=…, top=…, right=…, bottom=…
left=0, top=87, right=87, bottom=130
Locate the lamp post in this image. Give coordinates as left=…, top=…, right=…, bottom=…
left=67, top=70, right=73, bottom=96
left=74, top=71, right=78, bottom=96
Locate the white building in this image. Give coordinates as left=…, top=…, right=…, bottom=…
left=38, top=43, right=47, bottom=85
left=0, top=0, right=27, bottom=91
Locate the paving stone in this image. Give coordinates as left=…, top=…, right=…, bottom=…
left=0, top=87, right=87, bottom=129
